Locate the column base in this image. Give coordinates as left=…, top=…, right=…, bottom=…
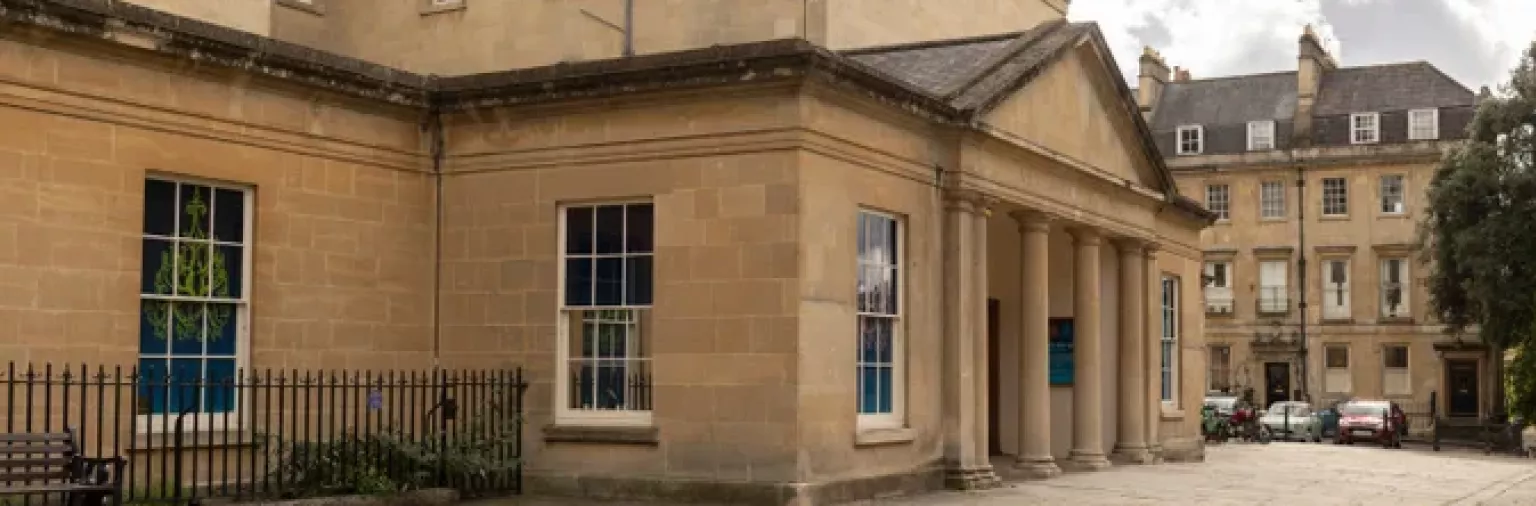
left=944, top=464, right=1002, bottom=490
left=1148, top=443, right=1165, bottom=464
left=1111, top=443, right=1152, bottom=464
left=1012, top=456, right=1062, bottom=480
left=1067, top=450, right=1112, bottom=471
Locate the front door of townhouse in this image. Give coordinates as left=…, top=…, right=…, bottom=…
left=1264, top=362, right=1291, bottom=407
left=1446, top=359, right=1479, bottom=418
left=987, top=298, right=1001, bottom=456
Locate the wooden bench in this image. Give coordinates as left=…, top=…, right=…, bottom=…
left=0, top=429, right=125, bottom=506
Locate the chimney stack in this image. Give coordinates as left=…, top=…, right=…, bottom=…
left=1173, top=67, right=1192, bottom=82
left=1137, top=46, right=1171, bottom=120
left=1294, top=24, right=1337, bottom=147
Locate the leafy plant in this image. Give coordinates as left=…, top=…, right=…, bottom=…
left=258, top=386, right=524, bottom=499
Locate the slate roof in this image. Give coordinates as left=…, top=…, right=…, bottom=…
left=1314, top=62, right=1476, bottom=115
left=1150, top=72, right=1298, bottom=131
left=1147, top=60, right=1477, bottom=155
left=843, top=20, right=1099, bottom=113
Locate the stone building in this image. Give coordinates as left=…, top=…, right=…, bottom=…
left=1141, top=26, right=1488, bottom=420
left=0, top=0, right=1212, bottom=504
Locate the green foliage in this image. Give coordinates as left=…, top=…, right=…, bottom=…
left=259, top=390, right=523, bottom=499
left=1422, top=41, right=1536, bottom=419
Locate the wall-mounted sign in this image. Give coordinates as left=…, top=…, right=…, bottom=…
left=1049, top=317, right=1074, bottom=386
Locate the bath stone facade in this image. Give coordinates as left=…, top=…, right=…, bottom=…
left=0, top=0, right=1212, bottom=504
left=1142, top=25, right=1487, bottom=422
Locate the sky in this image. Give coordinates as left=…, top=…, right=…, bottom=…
left=1067, top=0, right=1536, bottom=91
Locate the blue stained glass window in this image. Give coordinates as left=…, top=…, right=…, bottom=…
left=856, top=211, right=901, bottom=418
left=139, top=178, right=247, bottom=416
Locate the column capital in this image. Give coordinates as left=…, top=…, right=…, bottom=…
left=1143, top=242, right=1162, bottom=260
left=945, top=190, right=997, bottom=216
left=1068, top=226, right=1101, bottom=246
left=1111, top=237, right=1146, bottom=256
left=1010, top=210, right=1054, bottom=233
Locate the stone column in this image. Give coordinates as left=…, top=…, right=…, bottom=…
left=1143, top=245, right=1165, bottom=461
left=970, top=198, right=996, bottom=483
left=1112, top=238, right=1150, bottom=463
left=1012, top=211, right=1061, bottom=478
left=1068, top=227, right=1111, bottom=470
left=940, top=192, right=999, bottom=489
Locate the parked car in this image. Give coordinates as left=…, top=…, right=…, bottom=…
left=1261, top=401, right=1321, bottom=442
left=1335, top=400, right=1405, bottom=448
left=1204, top=394, right=1239, bottom=418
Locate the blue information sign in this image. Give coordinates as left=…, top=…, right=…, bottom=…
left=1048, top=318, right=1074, bottom=386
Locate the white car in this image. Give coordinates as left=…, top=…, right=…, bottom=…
left=1261, top=401, right=1322, bottom=442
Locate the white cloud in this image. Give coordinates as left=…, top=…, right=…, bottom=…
left=1069, top=0, right=1342, bottom=81
left=1069, top=0, right=1536, bottom=88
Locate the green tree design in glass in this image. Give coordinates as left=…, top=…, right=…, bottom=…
left=145, top=189, right=234, bottom=344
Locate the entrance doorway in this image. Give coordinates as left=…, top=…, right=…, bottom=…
left=1446, top=359, right=1479, bottom=417
left=1264, top=362, right=1291, bottom=407
left=987, top=298, right=1001, bottom=456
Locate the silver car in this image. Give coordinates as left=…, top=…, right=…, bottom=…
left=1261, top=401, right=1322, bottom=442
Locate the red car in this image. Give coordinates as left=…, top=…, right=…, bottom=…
left=1334, top=400, right=1406, bottom=448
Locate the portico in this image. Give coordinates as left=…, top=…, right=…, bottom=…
left=941, top=190, right=1178, bottom=487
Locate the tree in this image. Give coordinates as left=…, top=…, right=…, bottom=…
left=1422, top=41, right=1536, bottom=420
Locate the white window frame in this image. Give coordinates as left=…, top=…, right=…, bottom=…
left=1324, top=345, right=1351, bottom=394
left=1322, top=258, right=1352, bottom=320
left=1322, top=177, right=1349, bottom=217
left=1351, top=112, right=1380, bottom=144
left=1247, top=120, right=1276, bottom=151
left=1205, top=184, right=1230, bottom=221
left=555, top=200, right=655, bottom=427
left=1259, top=180, right=1286, bottom=219
left=856, top=210, right=905, bottom=430
left=1408, top=108, right=1439, bottom=140
left=1203, top=261, right=1233, bottom=315
left=1380, top=257, right=1411, bottom=319
left=1176, top=125, right=1204, bottom=155
left=1383, top=345, right=1411, bottom=396
left=137, top=175, right=254, bottom=434
left=1258, top=260, right=1289, bottom=314
left=1161, top=275, right=1180, bottom=406
left=1380, top=174, right=1406, bottom=215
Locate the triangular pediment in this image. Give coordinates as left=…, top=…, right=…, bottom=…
left=978, top=41, right=1166, bottom=191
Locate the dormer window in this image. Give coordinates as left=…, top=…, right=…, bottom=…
left=1351, top=112, right=1380, bottom=144
left=1409, top=108, right=1439, bottom=140
left=1177, top=125, right=1204, bottom=155
left=1247, top=120, right=1275, bottom=151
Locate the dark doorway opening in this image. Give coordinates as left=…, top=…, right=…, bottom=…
left=1446, top=359, right=1479, bottom=418
left=987, top=298, right=1002, bottom=456
left=1264, top=362, right=1291, bottom=408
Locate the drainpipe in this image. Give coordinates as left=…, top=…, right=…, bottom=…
left=1295, top=163, right=1310, bottom=403
left=622, top=0, right=634, bottom=57
left=426, top=77, right=446, bottom=368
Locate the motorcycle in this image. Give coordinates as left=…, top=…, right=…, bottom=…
left=1227, top=404, right=1272, bottom=444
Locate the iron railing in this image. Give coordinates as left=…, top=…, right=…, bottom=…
left=0, top=363, right=527, bottom=504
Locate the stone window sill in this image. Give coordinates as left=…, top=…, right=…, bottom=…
left=419, top=0, right=466, bottom=15
left=276, top=0, right=325, bottom=16
left=1161, top=407, right=1185, bottom=421
left=543, top=424, right=659, bottom=446
left=1380, top=316, right=1415, bottom=325
left=1319, top=215, right=1350, bottom=221
left=854, top=427, right=916, bottom=448
left=1322, top=317, right=1353, bottom=324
